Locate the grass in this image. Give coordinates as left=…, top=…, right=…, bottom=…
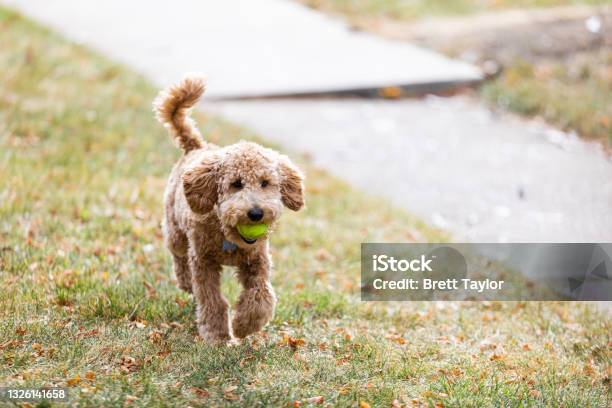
left=300, top=0, right=608, bottom=21
left=0, top=6, right=610, bottom=407
left=481, top=51, right=612, bottom=146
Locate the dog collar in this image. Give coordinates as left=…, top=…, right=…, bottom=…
left=222, top=240, right=238, bottom=252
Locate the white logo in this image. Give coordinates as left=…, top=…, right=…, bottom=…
left=372, top=254, right=434, bottom=272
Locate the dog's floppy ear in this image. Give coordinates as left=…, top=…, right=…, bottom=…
left=182, top=155, right=220, bottom=214
left=278, top=155, right=304, bottom=211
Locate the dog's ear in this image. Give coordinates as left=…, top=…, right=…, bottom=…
left=182, top=155, right=220, bottom=214
left=278, top=155, right=304, bottom=211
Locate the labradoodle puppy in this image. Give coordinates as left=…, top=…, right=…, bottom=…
left=154, top=76, right=304, bottom=344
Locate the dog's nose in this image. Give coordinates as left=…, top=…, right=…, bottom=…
left=247, top=207, right=264, bottom=221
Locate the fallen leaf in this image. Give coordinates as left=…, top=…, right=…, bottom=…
left=66, top=374, right=81, bottom=387
left=584, top=360, right=597, bottom=377
left=0, top=340, right=20, bottom=350
left=224, top=392, right=239, bottom=401
left=359, top=401, right=371, bottom=408
left=528, top=389, right=541, bottom=398
left=85, top=370, right=96, bottom=381
left=305, top=395, right=324, bottom=404
left=119, top=356, right=140, bottom=373
left=379, top=86, right=403, bottom=99
left=489, top=353, right=505, bottom=361
left=77, top=328, right=99, bottom=338
left=281, top=334, right=306, bottom=350
left=175, top=297, right=188, bottom=308
left=224, top=385, right=238, bottom=393
left=132, top=321, right=146, bottom=329
left=169, top=321, right=183, bottom=329
left=385, top=333, right=407, bottom=345
left=143, top=281, right=157, bottom=298
left=481, top=313, right=497, bottom=322
left=315, top=248, right=334, bottom=262
left=148, top=330, right=164, bottom=344
left=190, top=387, right=209, bottom=398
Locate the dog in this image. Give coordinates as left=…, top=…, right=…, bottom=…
left=154, top=76, right=304, bottom=344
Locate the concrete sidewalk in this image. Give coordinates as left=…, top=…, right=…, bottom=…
left=2, top=0, right=481, bottom=99
left=4, top=0, right=611, bottom=242
left=208, top=97, right=612, bottom=242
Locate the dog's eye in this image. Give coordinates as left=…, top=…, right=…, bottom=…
left=231, top=180, right=243, bottom=189
left=261, top=180, right=269, bottom=188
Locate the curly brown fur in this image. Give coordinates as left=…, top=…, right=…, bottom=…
left=155, top=75, right=304, bottom=344
left=153, top=76, right=206, bottom=152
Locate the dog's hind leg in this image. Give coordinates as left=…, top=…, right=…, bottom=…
left=172, top=254, right=192, bottom=293
left=164, top=224, right=192, bottom=293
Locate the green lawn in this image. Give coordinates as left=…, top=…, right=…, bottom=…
left=300, top=0, right=607, bottom=21
left=1, top=7, right=610, bottom=408
left=481, top=51, right=612, bottom=146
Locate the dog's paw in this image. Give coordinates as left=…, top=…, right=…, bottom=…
left=177, top=281, right=193, bottom=294
left=197, top=325, right=233, bottom=345
left=232, top=313, right=266, bottom=339
left=232, top=287, right=275, bottom=338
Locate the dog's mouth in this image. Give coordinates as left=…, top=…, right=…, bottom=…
left=235, top=222, right=268, bottom=245
left=240, top=236, right=258, bottom=245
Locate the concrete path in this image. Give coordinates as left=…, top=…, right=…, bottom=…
left=4, top=0, right=611, bottom=242
left=2, top=0, right=481, bottom=99
left=208, top=98, right=612, bottom=242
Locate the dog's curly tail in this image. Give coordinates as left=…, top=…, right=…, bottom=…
left=153, top=75, right=206, bottom=153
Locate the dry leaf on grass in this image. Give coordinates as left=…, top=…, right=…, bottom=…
left=315, top=248, right=334, bottom=262
left=119, top=356, right=140, bottom=373
left=175, top=297, right=189, bottom=308
left=128, top=319, right=147, bottom=329
left=66, top=374, right=81, bottom=387
left=305, top=395, right=324, bottom=404
left=148, top=329, right=164, bottom=344
left=280, top=334, right=306, bottom=350
left=489, top=353, right=505, bottom=361
left=385, top=333, right=407, bottom=345
left=77, top=328, right=99, bottom=338
left=85, top=370, right=96, bottom=381
left=190, top=387, right=209, bottom=398
left=143, top=281, right=157, bottom=298
left=0, top=339, right=21, bottom=350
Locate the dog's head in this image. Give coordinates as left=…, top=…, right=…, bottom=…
left=182, top=141, right=304, bottom=248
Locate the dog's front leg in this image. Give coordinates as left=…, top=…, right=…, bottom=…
left=189, top=250, right=232, bottom=344
left=232, top=255, right=277, bottom=339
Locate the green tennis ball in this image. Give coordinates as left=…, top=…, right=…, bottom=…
left=237, top=223, right=268, bottom=240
